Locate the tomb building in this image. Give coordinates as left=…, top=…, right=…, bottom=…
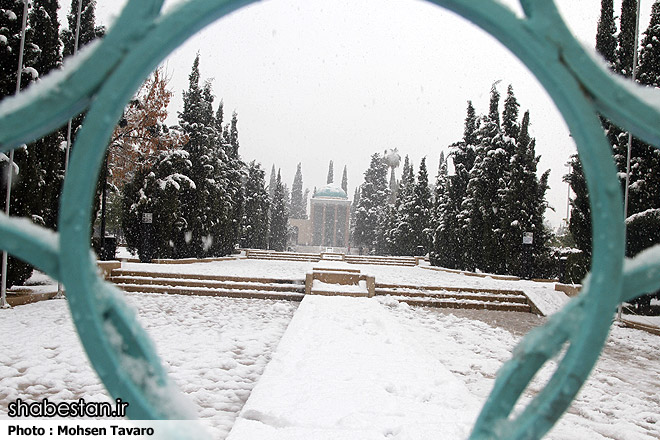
left=289, top=183, right=351, bottom=251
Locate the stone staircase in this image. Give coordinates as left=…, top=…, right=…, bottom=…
left=244, top=249, right=321, bottom=262
left=375, top=283, right=533, bottom=312
left=343, top=255, right=417, bottom=266
left=108, top=269, right=305, bottom=301
left=106, top=266, right=534, bottom=313
left=244, top=249, right=418, bottom=267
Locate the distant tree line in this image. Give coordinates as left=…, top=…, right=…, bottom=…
left=351, top=84, right=551, bottom=278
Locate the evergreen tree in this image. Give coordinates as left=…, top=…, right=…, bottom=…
left=268, top=164, right=276, bottom=200
left=228, top=110, right=240, bottom=159
left=0, top=0, right=49, bottom=287
left=178, top=55, right=210, bottom=256
left=389, top=156, right=416, bottom=255
left=122, top=150, right=196, bottom=261
left=177, top=54, right=242, bottom=257
left=502, top=85, right=520, bottom=141
left=350, top=186, right=361, bottom=247
left=215, top=99, right=224, bottom=130
left=61, top=0, right=104, bottom=58
left=60, top=0, right=104, bottom=146
left=565, top=154, right=592, bottom=260
left=290, top=163, right=305, bottom=219
left=596, top=0, right=617, bottom=67
left=327, top=160, right=334, bottom=184
left=221, top=110, right=244, bottom=256
left=464, top=100, right=478, bottom=145
left=269, top=170, right=289, bottom=251
left=353, top=153, right=389, bottom=253
left=0, top=0, right=33, bottom=98
left=409, top=158, right=432, bottom=255
left=462, top=86, right=509, bottom=273
left=241, top=161, right=270, bottom=249
left=438, top=101, right=479, bottom=268
left=623, top=1, right=660, bottom=265
left=617, top=0, right=639, bottom=77
left=431, top=153, right=461, bottom=267
left=302, top=188, right=309, bottom=218
left=25, top=0, right=63, bottom=231
left=388, top=167, right=397, bottom=203
left=341, top=165, right=348, bottom=194
left=501, top=110, right=550, bottom=277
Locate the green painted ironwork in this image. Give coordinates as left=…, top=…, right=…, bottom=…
left=1, top=0, right=659, bottom=438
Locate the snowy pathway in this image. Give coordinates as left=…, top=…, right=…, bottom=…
left=228, top=295, right=481, bottom=439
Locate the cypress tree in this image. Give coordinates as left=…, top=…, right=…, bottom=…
left=269, top=170, right=289, bottom=251
left=596, top=0, right=617, bottom=67
left=26, top=0, right=64, bottom=231
left=0, top=0, right=43, bottom=287
left=223, top=110, right=244, bottom=256
left=501, top=110, right=550, bottom=277
left=462, top=86, right=508, bottom=273
left=409, top=158, right=432, bottom=255
left=464, top=100, right=478, bottom=146
left=178, top=55, right=233, bottom=256
left=241, top=161, right=270, bottom=249
left=302, top=188, right=309, bottom=218
left=341, top=165, right=348, bottom=194
left=431, top=153, right=462, bottom=268
left=444, top=101, right=480, bottom=268
left=268, top=164, right=276, bottom=200
left=327, top=160, right=334, bottom=184
left=390, top=156, right=416, bottom=255
left=60, top=0, right=104, bottom=151
left=565, top=154, right=592, bottom=260
left=624, top=1, right=660, bottom=263
left=228, top=110, right=240, bottom=159
left=502, top=85, right=520, bottom=141
left=290, top=163, right=305, bottom=219
left=61, top=0, right=104, bottom=58
left=617, top=0, right=639, bottom=77
left=353, top=153, right=389, bottom=253
left=0, top=0, right=32, bottom=98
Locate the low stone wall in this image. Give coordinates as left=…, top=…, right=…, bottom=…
left=555, top=283, right=581, bottom=297
left=305, top=269, right=375, bottom=297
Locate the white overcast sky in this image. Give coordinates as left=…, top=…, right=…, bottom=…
left=85, top=0, right=655, bottom=228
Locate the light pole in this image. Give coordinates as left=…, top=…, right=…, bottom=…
left=619, top=0, right=643, bottom=321
left=1, top=0, right=30, bottom=309
left=565, top=161, right=572, bottom=230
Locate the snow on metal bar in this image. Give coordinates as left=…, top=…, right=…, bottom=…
left=1, top=0, right=660, bottom=438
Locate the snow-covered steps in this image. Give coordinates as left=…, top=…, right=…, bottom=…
left=245, top=249, right=321, bottom=262
left=243, top=250, right=419, bottom=267
left=108, top=269, right=305, bottom=301
left=344, top=254, right=416, bottom=266
left=110, top=269, right=303, bottom=285
left=227, top=295, right=481, bottom=439
left=375, top=283, right=532, bottom=313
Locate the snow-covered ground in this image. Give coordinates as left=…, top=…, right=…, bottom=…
left=0, top=293, right=297, bottom=439
left=0, top=259, right=658, bottom=439
left=382, top=302, right=660, bottom=440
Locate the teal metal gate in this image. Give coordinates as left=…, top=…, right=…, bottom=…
left=2, top=1, right=660, bottom=438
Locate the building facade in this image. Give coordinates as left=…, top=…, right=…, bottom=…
left=289, top=184, right=351, bottom=250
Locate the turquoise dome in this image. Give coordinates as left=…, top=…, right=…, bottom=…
left=315, top=184, right=348, bottom=199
